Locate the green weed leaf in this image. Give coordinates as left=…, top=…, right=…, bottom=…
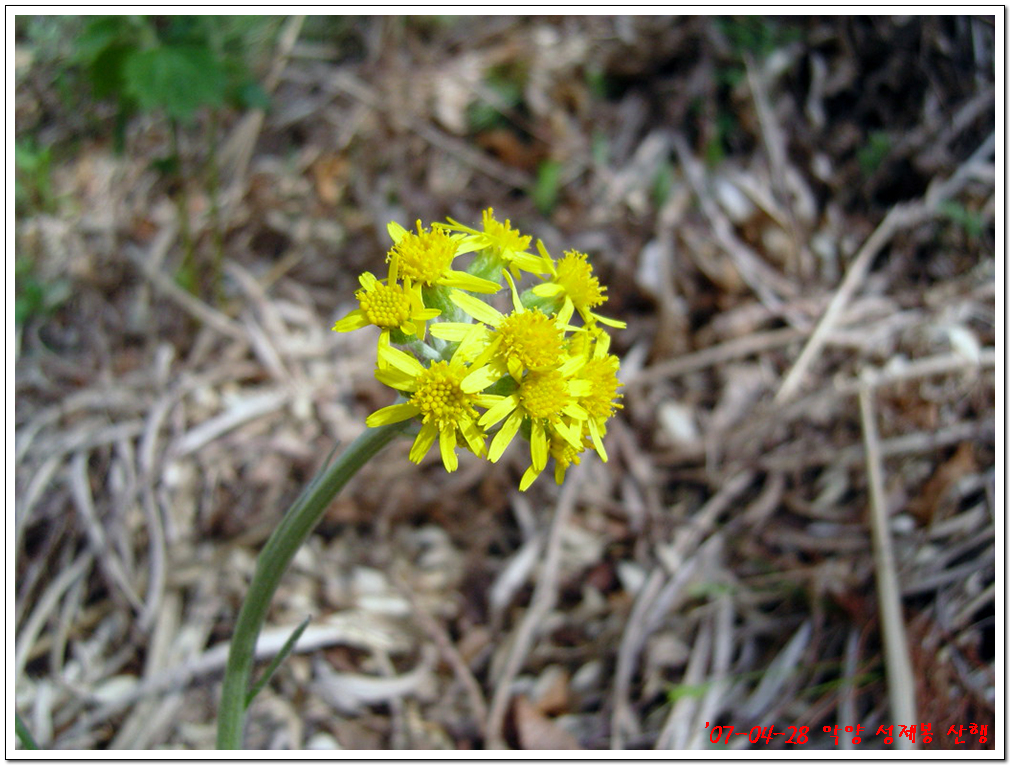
left=532, top=159, right=563, bottom=216
left=244, top=616, right=312, bottom=708
left=123, top=45, right=228, bottom=119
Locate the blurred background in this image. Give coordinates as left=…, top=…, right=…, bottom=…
left=13, top=15, right=997, bottom=750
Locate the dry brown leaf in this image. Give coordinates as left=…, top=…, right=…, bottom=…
left=512, top=695, right=582, bottom=750
left=909, top=442, right=979, bottom=524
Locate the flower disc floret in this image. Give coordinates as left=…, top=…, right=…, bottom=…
left=555, top=250, right=605, bottom=310
left=390, top=225, right=459, bottom=286
left=579, top=355, right=623, bottom=421
left=412, top=360, right=476, bottom=430
left=532, top=242, right=625, bottom=329
left=359, top=281, right=413, bottom=329
left=479, top=208, right=531, bottom=256
left=496, top=310, right=565, bottom=371
left=332, top=271, right=440, bottom=341
left=518, top=370, right=571, bottom=422
left=439, top=208, right=548, bottom=278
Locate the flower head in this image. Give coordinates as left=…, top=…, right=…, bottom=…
left=442, top=273, right=568, bottom=387
left=478, top=363, right=588, bottom=470
left=521, top=429, right=587, bottom=490
left=439, top=208, right=548, bottom=279
left=532, top=242, right=626, bottom=329
left=336, top=210, right=624, bottom=488
left=333, top=268, right=440, bottom=343
left=387, top=221, right=500, bottom=296
left=366, top=343, right=501, bottom=472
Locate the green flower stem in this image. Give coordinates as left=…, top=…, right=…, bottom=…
left=216, top=421, right=407, bottom=749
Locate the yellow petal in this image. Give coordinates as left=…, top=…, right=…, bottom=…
left=531, top=420, right=548, bottom=471
left=563, top=402, right=588, bottom=420
left=378, top=344, right=425, bottom=378
left=519, top=464, right=542, bottom=492
left=593, top=331, right=612, bottom=357
left=488, top=411, right=523, bottom=463
left=430, top=322, right=482, bottom=342
left=409, top=422, right=438, bottom=463
left=442, top=271, right=501, bottom=294
left=451, top=289, right=504, bottom=326
left=332, top=310, right=369, bottom=332
left=387, top=220, right=408, bottom=244
left=587, top=417, right=608, bottom=462
left=503, top=271, right=524, bottom=314
left=365, top=402, right=419, bottom=427
left=460, top=418, right=486, bottom=457
left=591, top=312, right=627, bottom=329
left=536, top=240, right=556, bottom=274
left=439, top=427, right=458, bottom=472
left=475, top=393, right=507, bottom=409
left=554, top=461, right=567, bottom=484
left=555, top=298, right=575, bottom=327
left=509, top=250, right=551, bottom=275
left=461, top=364, right=501, bottom=394
left=555, top=418, right=584, bottom=448
left=506, top=354, right=524, bottom=382
left=375, top=365, right=416, bottom=392
left=479, top=394, right=518, bottom=428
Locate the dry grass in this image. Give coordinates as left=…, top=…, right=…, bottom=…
left=13, top=16, right=997, bottom=751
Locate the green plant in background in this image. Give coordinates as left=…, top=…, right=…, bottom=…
left=15, top=255, right=72, bottom=327
left=718, top=15, right=802, bottom=60
left=532, top=159, right=563, bottom=216
left=584, top=65, right=611, bottom=101
left=15, top=139, right=55, bottom=215
left=466, top=68, right=525, bottom=134
left=15, top=712, right=39, bottom=750
left=73, top=15, right=271, bottom=139
left=652, top=157, right=675, bottom=209
left=70, top=15, right=275, bottom=300
left=857, top=130, right=892, bottom=176
left=14, top=139, right=72, bottom=326
left=704, top=16, right=802, bottom=168
left=937, top=200, right=986, bottom=239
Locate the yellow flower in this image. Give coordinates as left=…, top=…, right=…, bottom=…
left=332, top=265, right=440, bottom=343
left=366, top=343, right=501, bottom=472
left=340, top=211, right=624, bottom=486
left=439, top=208, right=549, bottom=279
left=520, top=428, right=587, bottom=490
left=478, top=361, right=589, bottom=472
left=436, top=273, right=568, bottom=388
left=532, top=242, right=626, bottom=329
left=517, top=328, right=623, bottom=489
left=570, top=329, right=623, bottom=462
left=387, top=220, right=501, bottom=295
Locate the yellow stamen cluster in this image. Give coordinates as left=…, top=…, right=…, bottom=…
left=390, top=224, right=458, bottom=286
left=413, top=361, right=476, bottom=430
left=496, top=310, right=564, bottom=371
left=359, top=281, right=413, bottom=328
left=554, top=250, right=605, bottom=310
left=519, top=370, right=572, bottom=422
left=337, top=208, right=625, bottom=488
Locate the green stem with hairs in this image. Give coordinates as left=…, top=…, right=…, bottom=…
left=216, top=422, right=407, bottom=749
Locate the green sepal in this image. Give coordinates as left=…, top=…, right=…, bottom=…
left=467, top=250, right=506, bottom=284
left=422, top=285, right=462, bottom=322
left=389, top=327, right=414, bottom=345
left=520, top=288, right=561, bottom=315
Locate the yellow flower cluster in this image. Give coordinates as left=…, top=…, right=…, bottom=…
left=333, top=210, right=625, bottom=490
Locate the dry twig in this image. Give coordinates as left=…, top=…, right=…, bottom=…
left=858, top=383, right=917, bottom=751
